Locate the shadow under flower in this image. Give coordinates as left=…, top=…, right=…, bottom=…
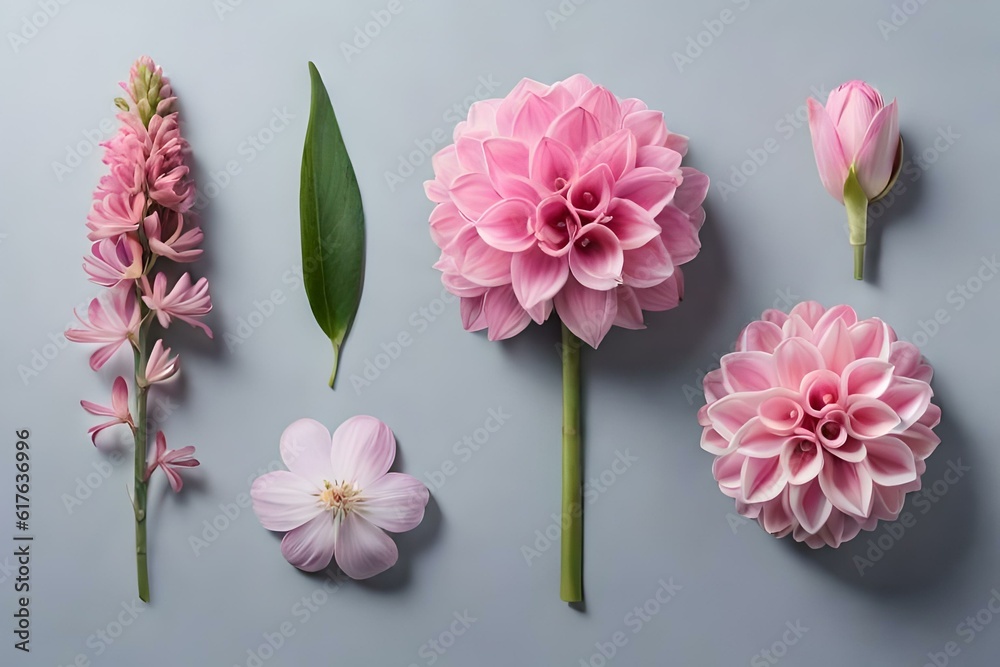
left=786, top=394, right=979, bottom=602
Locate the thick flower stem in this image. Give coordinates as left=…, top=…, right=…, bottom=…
left=133, top=324, right=151, bottom=603
left=560, top=323, right=583, bottom=603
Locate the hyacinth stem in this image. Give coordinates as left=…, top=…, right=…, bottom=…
left=132, top=315, right=151, bottom=603
left=560, top=323, right=583, bottom=603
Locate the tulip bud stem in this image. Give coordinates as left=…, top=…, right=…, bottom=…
left=843, top=166, right=869, bottom=281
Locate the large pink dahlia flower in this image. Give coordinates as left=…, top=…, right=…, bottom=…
left=698, top=302, right=941, bottom=548
left=424, top=74, right=709, bottom=347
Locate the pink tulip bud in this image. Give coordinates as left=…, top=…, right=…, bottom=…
left=806, top=80, right=903, bottom=280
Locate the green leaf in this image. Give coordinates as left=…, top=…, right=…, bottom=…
left=300, top=62, right=366, bottom=388
left=843, top=165, right=868, bottom=281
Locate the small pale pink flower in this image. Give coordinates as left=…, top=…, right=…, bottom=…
left=81, top=376, right=133, bottom=445
left=142, top=272, right=213, bottom=337
left=807, top=80, right=901, bottom=203
left=424, top=74, right=708, bottom=347
left=66, top=285, right=141, bottom=370
left=143, top=339, right=179, bottom=385
left=83, top=235, right=144, bottom=286
left=145, top=432, right=199, bottom=493
left=699, top=302, right=940, bottom=548
left=251, top=416, right=430, bottom=578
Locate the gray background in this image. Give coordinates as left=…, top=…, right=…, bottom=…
left=1, top=0, right=998, bottom=665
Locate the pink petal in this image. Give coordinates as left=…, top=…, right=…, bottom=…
left=846, top=398, right=901, bottom=439
left=826, top=436, right=867, bottom=462
left=251, top=471, right=324, bottom=531
left=731, top=418, right=791, bottom=458
left=448, top=173, right=501, bottom=221
left=475, top=199, right=535, bottom=252
left=819, top=453, right=873, bottom=517
left=850, top=319, right=891, bottom=360
left=758, top=392, right=805, bottom=434
left=623, top=110, right=668, bottom=147
left=897, top=424, right=940, bottom=460
left=554, top=277, right=617, bottom=348
left=806, top=99, right=850, bottom=203
left=656, top=206, right=701, bottom=265
left=789, top=301, right=826, bottom=328
left=817, top=319, right=855, bottom=375
left=759, top=491, right=794, bottom=535
left=781, top=437, right=824, bottom=485
left=482, top=285, right=532, bottom=340
left=721, top=351, right=778, bottom=393
left=511, top=93, right=558, bottom=144
left=568, top=223, right=624, bottom=291
left=530, top=137, right=578, bottom=193
left=774, top=338, right=825, bottom=391
left=863, top=436, right=917, bottom=486
left=854, top=100, right=899, bottom=199
left=706, top=391, right=769, bottom=440
left=712, top=450, right=745, bottom=485
left=632, top=270, right=683, bottom=311
left=447, top=225, right=513, bottom=287
left=329, top=416, right=396, bottom=488
left=281, top=512, right=337, bottom=572
left=613, top=286, right=645, bottom=330
left=576, top=85, right=623, bottom=136
left=879, top=378, right=933, bottom=431
left=604, top=198, right=661, bottom=250
left=460, top=294, right=487, bottom=332
left=781, top=314, right=814, bottom=340
left=701, top=427, right=732, bottom=456
left=580, top=129, right=636, bottom=180
left=841, top=358, right=894, bottom=398
left=613, top=167, right=678, bottom=216
left=621, top=235, right=674, bottom=288
left=334, top=512, right=398, bottom=579
left=672, top=168, right=709, bottom=213
left=568, top=164, right=614, bottom=218
left=635, top=145, right=682, bottom=173
left=512, top=246, right=569, bottom=310
left=280, top=418, right=335, bottom=486
left=546, top=107, right=602, bottom=159
left=789, top=478, right=833, bottom=534
left=358, top=473, right=429, bottom=532
left=741, top=455, right=787, bottom=503
left=739, top=321, right=784, bottom=354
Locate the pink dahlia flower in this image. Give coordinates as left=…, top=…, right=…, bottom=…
left=424, top=74, right=709, bottom=347
left=251, top=417, right=430, bottom=578
left=698, top=301, right=940, bottom=548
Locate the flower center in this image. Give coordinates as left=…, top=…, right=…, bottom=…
left=319, top=480, right=361, bottom=514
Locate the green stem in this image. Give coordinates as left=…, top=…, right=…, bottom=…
left=328, top=341, right=341, bottom=389
left=560, top=323, right=583, bottom=603
left=133, top=313, right=150, bottom=603
left=843, top=166, right=869, bottom=281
